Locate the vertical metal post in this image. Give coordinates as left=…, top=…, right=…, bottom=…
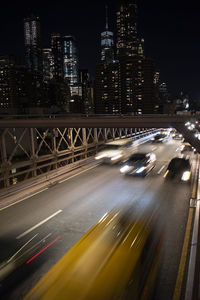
left=94, top=128, right=98, bottom=144
left=29, top=128, right=37, bottom=177
left=82, top=128, right=87, bottom=158
left=94, top=128, right=98, bottom=153
left=119, top=128, right=122, bottom=138
left=0, top=129, right=9, bottom=187
left=52, top=128, right=58, bottom=169
left=104, top=128, right=107, bottom=142
left=125, top=128, right=128, bottom=137
left=69, top=128, right=74, bottom=163
left=112, top=128, right=115, bottom=140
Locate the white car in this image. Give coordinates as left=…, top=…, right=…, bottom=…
left=95, top=138, right=135, bottom=164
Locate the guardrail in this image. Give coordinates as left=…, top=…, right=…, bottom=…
left=0, top=128, right=159, bottom=189
left=184, top=155, right=200, bottom=299
left=0, top=113, right=196, bottom=120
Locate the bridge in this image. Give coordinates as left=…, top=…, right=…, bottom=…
left=0, top=114, right=200, bottom=189
left=0, top=114, right=198, bottom=128
left=0, top=114, right=200, bottom=299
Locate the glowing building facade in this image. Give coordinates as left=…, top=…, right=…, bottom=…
left=116, top=0, right=139, bottom=58
left=24, top=15, right=42, bottom=74
left=42, top=48, right=53, bottom=83
left=101, top=6, right=114, bottom=63
left=63, top=36, right=78, bottom=85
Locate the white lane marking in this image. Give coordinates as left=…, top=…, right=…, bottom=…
left=16, top=210, right=62, bottom=239
left=152, top=147, right=157, bottom=151
left=157, top=165, right=166, bottom=175
left=176, top=147, right=180, bottom=152
left=8, top=234, right=38, bottom=262
left=0, top=164, right=98, bottom=212
left=59, top=164, right=99, bottom=184
left=0, top=188, right=49, bottom=212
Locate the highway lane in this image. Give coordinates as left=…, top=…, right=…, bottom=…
left=0, top=136, right=197, bottom=299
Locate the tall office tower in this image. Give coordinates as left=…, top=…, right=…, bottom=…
left=51, top=34, right=79, bottom=96
left=42, top=48, right=53, bottom=83
left=95, top=61, right=121, bottom=114
left=63, top=35, right=79, bottom=86
left=138, top=38, right=145, bottom=59
left=141, top=58, right=159, bottom=113
left=0, top=55, right=28, bottom=112
left=51, top=33, right=64, bottom=80
left=154, top=71, right=160, bottom=85
left=119, top=57, right=159, bottom=114
left=79, top=69, right=94, bottom=114
left=159, top=82, right=170, bottom=103
left=24, top=15, right=42, bottom=74
left=101, top=6, right=114, bottom=62
left=116, top=0, right=140, bottom=58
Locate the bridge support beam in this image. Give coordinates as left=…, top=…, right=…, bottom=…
left=0, top=129, right=10, bottom=188
left=0, top=126, right=153, bottom=189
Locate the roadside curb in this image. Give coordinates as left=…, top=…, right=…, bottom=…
left=184, top=154, right=200, bottom=299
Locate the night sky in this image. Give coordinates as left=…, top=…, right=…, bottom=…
left=0, top=0, right=199, bottom=100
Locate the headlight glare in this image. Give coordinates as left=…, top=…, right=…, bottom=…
left=136, top=166, right=146, bottom=174
left=111, top=154, right=122, bottom=161
left=181, top=171, right=191, bottom=181
left=120, top=165, right=130, bottom=173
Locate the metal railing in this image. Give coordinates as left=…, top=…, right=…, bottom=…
left=0, top=126, right=157, bottom=189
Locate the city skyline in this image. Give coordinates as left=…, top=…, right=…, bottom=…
left=0, top=0, right=199, bottom=100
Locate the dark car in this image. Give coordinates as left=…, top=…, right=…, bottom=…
left=164, top=157, right=191, bottom=182
left=120, top=152, right=156, bottom=176
left=151, top=134, right=167, bottom=143
left=181, top=143, right=196, bottom=154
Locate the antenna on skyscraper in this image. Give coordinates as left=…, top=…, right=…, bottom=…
left=105, top=5, right=109, bottom=31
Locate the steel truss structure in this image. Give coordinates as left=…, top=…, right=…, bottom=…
left=0, top=127, right=150, bottom=189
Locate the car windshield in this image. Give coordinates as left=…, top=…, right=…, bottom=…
left=128, top=154, right=147, bottom=162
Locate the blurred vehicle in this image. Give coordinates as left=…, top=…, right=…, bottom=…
left=0, top=232, right=60, bottom=296
left=180, top=142, right=196, bottom=154
left=95, top=138, right=134, bottom=164
left=151, top=133, right=167, bottom=143
left=25, top=207, right=164, bottom=300
left=160, top=128, right=171, bottom=136
left=172, top=132, right=183, bottom=140
left=120, top=152, right=156, bottom=176
left=163, top=157, right=191, bottom=182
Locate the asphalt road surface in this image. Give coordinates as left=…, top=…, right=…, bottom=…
left=0, top=136, right=197, bottom=299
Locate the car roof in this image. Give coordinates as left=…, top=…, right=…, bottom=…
left=105, top=138, right=133, bottom=146
left=171, top=157, right=188, bottom=161
left=182, top=142, right=192, bottom=147
left=129, top=152, right=149, bottom=158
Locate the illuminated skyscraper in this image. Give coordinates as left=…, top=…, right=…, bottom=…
left=116, top=0, right=141, bottom=58
left=95, top=61, right=120, bottom=114
left=63, top=35, right=79, bottom=85
left=101, top=6, right=114, bottom=62
left=24, top=15, right=42, bottom=74
left=95, top=0, right=158, bottom=115
left=51, top=34, right=79, bottom=95
left=42, top=48, right=53, bottom=83
left=0, top=55, right=31, bottom=112
left=51, top=33, right=64, bottom=80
